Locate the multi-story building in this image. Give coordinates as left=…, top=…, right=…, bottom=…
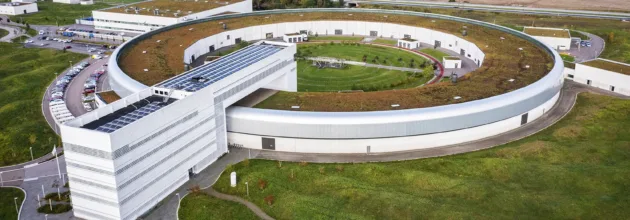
left=92, top=0, right=252, bottom=33
left=60, top=41, right=297, bottom=220
left=0, top=2, right=37, bottom=15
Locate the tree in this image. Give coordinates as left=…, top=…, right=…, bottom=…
left=422, top=65, right=433, bottom=77
left=338, top=0, right=345, bottom=7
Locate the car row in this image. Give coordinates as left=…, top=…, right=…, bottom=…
left=580, top=40, right=592, bottom=47
left=50, top=62, right=91, bottom=103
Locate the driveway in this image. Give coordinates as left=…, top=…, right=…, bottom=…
left=64, top=58, right=109, bottom=116
left=566, top=31, right=605, bottom=62
left=0, top=24, right=26, bottom=42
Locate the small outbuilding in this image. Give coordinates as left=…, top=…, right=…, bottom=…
left=443, top=56, right=462, bottom=69
left=0, top=2, right=37, bottom=15
left=283, top=33, right=308, bottom=43
left=571, top=58, right=630, bottom=95
left=523, top=27, right=571, bottom=51
left=397, top=38, right=420, bottom=49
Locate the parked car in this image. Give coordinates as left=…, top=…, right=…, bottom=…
left=84, top=88, right=95, bottom=93
left=64, top=46, right=72, bottom=49
left=39, top=30, right=45, bottom=35
left=92, top=55, right=103, bottom=60
left=39, top=43, right=48, bottom=46
left=82, top=95, right=95, bottom=102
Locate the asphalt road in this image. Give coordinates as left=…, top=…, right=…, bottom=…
left=64, top=58, right=109, bottom=116
left=568, top=31, right=605, bottom=62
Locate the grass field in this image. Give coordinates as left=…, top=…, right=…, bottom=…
left=200, top=93, right=630, bottom=219
left=299, top=43, right=429, bottom=68
left=11, top=2, right=110, bottom=26
left=296, top=61, right=431, bottom=92
left=0, top=29, right=8, bottom=39
left=371, top=38, right=398, bottom=45
left=560, top=54, right=576, bottom=62
left=179, top=192, right=259, bottom=220
left=0, top=43, right=87, bottom=166
left=309, top=36, right=364, bottom=42
left=0, top=188, right=25, bottom=220
left=419, top=48, right=450, bottom=61
left=10, top=36, right=28, bottom=44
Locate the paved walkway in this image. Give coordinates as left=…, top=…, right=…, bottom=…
left=204, top=188, right=274, bottom=220
left=0, top=24, right=27, bottom=42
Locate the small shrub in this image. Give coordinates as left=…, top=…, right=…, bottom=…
left=289, top=169, right=296, bottom=180
left=336, top=165, right=344, bottom=172
left=189, top=185, right=201, bottom=193
left=319, top=167, right=325, bottom=174
left=299, top=161, right=308, bottom=167
left=242, top=159, right=250, bottom=167
left=258, top=179, right=267, bottom=190
left=264, top=195, right=275, bottom=206
left=277, top=161, right=282, bottom=168
left=37, top=203, right=73, bottom=214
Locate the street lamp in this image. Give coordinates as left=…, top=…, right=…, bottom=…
left=29, top=147, right=33, bottom=160
left=175, top=193, right=180, bottom=200
left=245, top=182, right=249, bottom=196
left=14, top=197, right=18, bottom=214
left=0, top=171, right=3, bottom=187
left=45, top=214, right=48, bottom=220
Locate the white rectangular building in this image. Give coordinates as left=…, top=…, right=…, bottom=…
left=523, top=27, right=572, bottom=51
left=397, top=38, right=420, bottom=49
left=571, top=58, right=630, bottom=95
left=53, top=0, right=81, bottom=4
left=0, top=2, right=37, bottom=15
left=443, top=56, right=462, bottom=69
left=283, top=33, right=307, bottom=43
left=61, top=41, right=296, bottom=220
left=92, top=0, right=252, bottom=33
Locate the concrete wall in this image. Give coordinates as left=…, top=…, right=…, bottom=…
left=0, top=3, right=37, bottom=15
left=183, top=21, right=486, bottom=66
left=531, top=35, right=572, bottom=51
left=443, top=58, right=462, bottom=68
left=573, top=62, right=630, bottom=95
left=53, top=0, right=81, bottom=4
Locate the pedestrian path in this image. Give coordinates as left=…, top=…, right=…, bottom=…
left=305, top=56, right=426, bottom=72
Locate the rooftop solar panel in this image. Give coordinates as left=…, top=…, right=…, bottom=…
left=157, top=44, right=284, bottom=92
left=82, top=96, right=177, bottom=133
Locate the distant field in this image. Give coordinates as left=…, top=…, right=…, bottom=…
left=203, top=93, right=630, bottom=219
left=0, top=43, right=87, bottom=166
left=11, top=2, right=110, bottom=26
left=296, top=61, right=430, bottom=92
left=420, top=0, right=630, bottom=12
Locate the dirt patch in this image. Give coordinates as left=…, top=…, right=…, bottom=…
left=553, top=125, right=585, bottom=139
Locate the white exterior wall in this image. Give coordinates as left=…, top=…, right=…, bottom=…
left=443, top=58, right=462, bottom=68
left=183, top=21, right=486, bottom=66
left=228, top=91, right=560, bottom=153
left=11, top=0, right=37, bottom=3
left=0, top=3, right=37, bottom=15
left=573, top=62, right=630, bottom=95
left=531, top=35, right=572, bottom=51
left=53, top=0, right=81, bottom=4
left=397, top=39, right=420, bottom=49
left=93, top=0, right=251, bottom=33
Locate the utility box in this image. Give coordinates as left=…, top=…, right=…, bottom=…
left=230, top=171, right=237, bottom=187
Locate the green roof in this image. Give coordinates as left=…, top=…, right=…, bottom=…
left=523, top=27, right=570, bottom=38
left=444, top=56, right=461, bottom=60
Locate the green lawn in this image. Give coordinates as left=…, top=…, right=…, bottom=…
left=0, top=188, right=25, bottom=220
left=299, top=43, right=428, bottom=68
left=560, top=54, right=576, bottom=62
left=420, top=48, right=450, bottom=62
left=0, top=29, right=8, bottom=39
left=11, top=2, right=110, bottom=26
left=309, top=36, right=364, bottom=42
left=10, top=36, right=29, bottom=44
left=179, top=192, right=259, bottom=220
left=296, top=61, right=431, bottom=92
left=205, top=93, right=630, bottom=219
left=0, top=43, right=87, bottom=166
left=371, top=38, right=398, bottom=45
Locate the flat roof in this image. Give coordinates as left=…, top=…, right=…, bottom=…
left=399, top=38, right=418, bottom=42
left=523, top=27, right=571, bottom=38
left=156, top=43, right=285, bottom=92
left=102, top=0, right=243, bottom=17
left=581, top=59, right=630, bottom=75
left=82, top=95, right=177, bottom=133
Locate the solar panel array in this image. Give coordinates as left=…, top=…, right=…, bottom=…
left=95, top=101, right=165, bottom=133
left=158, top=44, right=284, bottom=92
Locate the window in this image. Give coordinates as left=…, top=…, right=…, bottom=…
left=587, top=80, right=592, bottom=85
left=404, top=34, right=411, bottom=39
left=265, top=33, right=273, bottom=39
left=334, top=29, right=342, bottom=35
left=567, top=74, right=574, bottom=79
left=235, top=38, right=241, bottom=44
left=521, top=113, right=528, bottom=125
left=299, top=30, right=307, bottom=34
left=226, top=35, right=230, bottom=40
left=611, top=86, right=615, bottom=92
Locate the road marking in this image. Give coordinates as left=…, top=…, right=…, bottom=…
left=23, top=177, right=38, bottom=182
left=23, top=163, right=39, bottom=168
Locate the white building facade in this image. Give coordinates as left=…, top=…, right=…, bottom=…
left=524, top=27, right=572, bottom=51
left=61, top=41, right=296, bottom=220
left=572, top=59, right=630, bottom=95
left=397, top=38, right=420, bottom=49
left=443, top=56, right=462, bottom=69
left=92, top=0, right=252, bottom=33
left=53, top=0, right=81, bottom=4
left=0, top=2, right=37, bottom=15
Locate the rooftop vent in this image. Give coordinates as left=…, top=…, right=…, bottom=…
left=291, top=106, right=300, bottom=109
left=391, top=104, right=400, bottom=108
left=191, top=76, right=208, bottom=83
left=454, top=96, right=461, bottom=100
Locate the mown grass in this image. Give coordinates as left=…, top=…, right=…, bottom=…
left=179, top=192, right=259, bottom=220
left=206, top=93, right=630, bottom=219
left=11, top=2, right=110, bottom=26
left=371, top=38, right=398, bottom=45
left=560, top=54, right=576, bottom=62
left=10, top=36, right=28, bottom=44
left=419, top=48, right=450, bottom=61
left=0, top=188, right=25, bottom=220
left=299, top=43, right=428, bottom=68
left=0, top=43, right=87, bottom=166
left=0, top=29, right=8, bottom=39
left=309, top=36, right=364, bottom=42
left=296, top=61, right=430, bottom=92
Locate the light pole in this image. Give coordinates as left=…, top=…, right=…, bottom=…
left=175, top=193, right=180, bottom=201
left=245, top=182, right=249, bottom=197
left=53, top=146, right=62, bottom=179
left=14, top=197, right=18, bottom=214
left=45, top=214, right=48, bottom=220
left=29, top=147, right=33, bottom=160
left=0, top=172, right=3, bottom=187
